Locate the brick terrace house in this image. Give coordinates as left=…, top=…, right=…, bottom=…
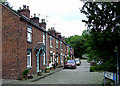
left=2, top=3, right=74, bottom=80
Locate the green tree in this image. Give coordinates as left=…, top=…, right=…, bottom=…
left=65, top=35, right=87, bottom=58
left=80, top=2, right=120, bottom=72
left=0, top=0, right=13, bottom=9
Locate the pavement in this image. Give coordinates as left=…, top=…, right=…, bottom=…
left=2, top=67, right=63, bottom=84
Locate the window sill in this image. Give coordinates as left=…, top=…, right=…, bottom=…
left=43, top=64, right=46, bottom=66
left=27, top=41, right=32, bottom=44
left=27, top=66, right=32, bottom=69
left=50, top=46, right=53, bottom=48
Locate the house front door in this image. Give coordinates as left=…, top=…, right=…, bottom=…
left=37, top=55, right=39, bottom=72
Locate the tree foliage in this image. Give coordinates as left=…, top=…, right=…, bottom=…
left=80, top=2, right=120, bottom=72
left=0, top=0, right=13, bottom=9
left=65, top=35, right=87, bottom=58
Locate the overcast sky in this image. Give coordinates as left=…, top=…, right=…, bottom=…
left=7, top=0, right=87, bottom=37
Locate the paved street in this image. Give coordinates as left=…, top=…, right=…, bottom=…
left=31, top=60, right=104, bottom=84
left=2, top=60, right=104, bottom=85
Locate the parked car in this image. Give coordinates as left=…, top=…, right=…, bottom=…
left=90, top=59, right=96, bottom=66
left=64, top=60, right=76, bottom=69
left=97, top=61, right=103, bottom=65
left=75, top=58, right=81, bottom=66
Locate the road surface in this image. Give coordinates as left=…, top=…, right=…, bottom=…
left=31, top=60, right=104, bottom=84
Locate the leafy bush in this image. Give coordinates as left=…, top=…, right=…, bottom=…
left=45, top=67, right=50, bottom=70
left=90, top=65, right=104, bottom=72
left=65, top=59, right=67, bottom=63
left=23, top=69, right=29, bottom=75
left=90, top=66, right=96, bottom=72
left=45, top=67, right=50, bottom=73
left=67, top=56, right=71, bottom=60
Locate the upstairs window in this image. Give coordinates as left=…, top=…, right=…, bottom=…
left=60, top=41, right=62, bottom=50
left=27, top=26, right=32, bottom=43
left=43, top=32, right=45, bottom=45
left=56, top=40, right=58, bottom=49
left=49, top=36, right=53, bottom=48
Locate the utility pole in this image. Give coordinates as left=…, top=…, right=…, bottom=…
left=116, top=23, right=120, bottom=86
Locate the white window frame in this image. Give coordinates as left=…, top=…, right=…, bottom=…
left=57, top=56, right=58, bottom=63
left=50, top=36, right=53, bottom=48
left=43, top=32, right=45, bottom=45
left=43, top=53, right=46, bottom=65
left=27, top=51, right=32, bottom=68
left=56, top=40, right=58, bottom=49
left=61, top=53, right=63, bottom=62
left=50, top=56, right=52, bottom=63
left=49, top=50, right=53, bottom=67
left=27, top=27, right=32, bottom=42
left=43, top=32, right=46, bottom=65
left=60, top=41, right=62, bottom=50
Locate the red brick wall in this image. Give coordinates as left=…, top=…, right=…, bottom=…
left=2, top=5, right=27, bottom=79
left=46, top=34, right=55, bottom=66
left=46, top=33, right=50, bottom=67
left=58, top=40, right=60, bottom=65
left=2, top=5, right=46, bottom=79
left=46, top=33, right=62, bottom=67
left=2, top=4, right=74, bottom=80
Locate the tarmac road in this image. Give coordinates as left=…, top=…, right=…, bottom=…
left=31, top=60, right=104, bottom=84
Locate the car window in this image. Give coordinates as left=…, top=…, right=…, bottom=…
left=67, top=60, right=75, bottom=63
left=75, top=60, right=79, bottom=61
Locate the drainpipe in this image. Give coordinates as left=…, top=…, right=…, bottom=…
left=60, top=41, right=61, bottom=65
left=46, top=32, right=48, bottom=67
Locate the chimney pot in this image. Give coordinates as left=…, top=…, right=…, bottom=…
left=19, top=7, right=21, bottom=10
left=42, top=19, right=45, bottom=23
left=23, top=5, right=26, bottom=9
left=27, top=6, right=29, bottom=10
left=34, top=13, right=36, bottom=17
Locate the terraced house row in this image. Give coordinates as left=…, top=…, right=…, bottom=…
left=1, top=3, right=74, bottom=79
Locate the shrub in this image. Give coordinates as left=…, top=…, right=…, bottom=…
left=45, top=67, right=50, bottom=70
left=23, top=69, right=29, bottom=75
left=67, top=56, right=71, bottom=60
left=65, top=59, right=67, bottom=63
left=90, top=66, right=96, bottom=72
left=90, top=65, right=105, bottom=72
left=45, top=67, right=50, bottom=73
left=49, top=60, right=51, bottom=63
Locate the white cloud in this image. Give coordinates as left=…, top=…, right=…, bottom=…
left=7, top=0, right=87, bottom=37
left=53, top=20, right=86, bottom=37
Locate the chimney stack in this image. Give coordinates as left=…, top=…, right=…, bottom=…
left=42, top=19, right=45, bottom=23
left=39, top=19, right=46, bottom=29
left=18, top=5, right=30, bottom=19
left=30, top=13, right=39, bottom=25
left=58, top=35, right=62, bottom=39
left=62, top=36, right=65, bottom=42
left=48, top=27, right=56, bottom=36
left=56, top=32, right=61, bottom=38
